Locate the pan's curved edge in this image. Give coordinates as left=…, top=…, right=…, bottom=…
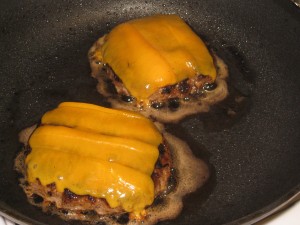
left=225, top=184, right=300, bottom=225
left=0, top=186, right=299, bottom=225
left=0, top=205, right=41, bottom=225
left=290, top=0, right=300, bottom=8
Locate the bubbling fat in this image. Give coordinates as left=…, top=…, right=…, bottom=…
left=16, top=125, right=209, bottom=225
left=133, top=132, right=209, bottom=225
left=90, top=54, right=228, bottom=123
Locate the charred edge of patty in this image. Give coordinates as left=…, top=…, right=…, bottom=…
left=14, top=137, right=175, bottom=223
left=90, top=62, right=216, bottom=111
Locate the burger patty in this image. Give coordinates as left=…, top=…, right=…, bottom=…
left=88, top=36, right=219, bottom=111
left=15, top=131, right=174, bottom=223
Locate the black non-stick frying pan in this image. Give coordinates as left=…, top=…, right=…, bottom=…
left=0, top=0, right=299, bottom=224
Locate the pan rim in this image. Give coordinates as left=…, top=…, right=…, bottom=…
left=0, top=185, right=299, bottom=225
left=225, top=185, right=300, bottom=225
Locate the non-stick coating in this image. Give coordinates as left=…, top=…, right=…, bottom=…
left=0, top=0, right=299, bottom=225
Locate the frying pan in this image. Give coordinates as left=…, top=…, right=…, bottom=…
left=0, top=0, right=299, bottom=224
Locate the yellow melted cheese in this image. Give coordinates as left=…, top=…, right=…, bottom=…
left=26, top=102, right=161, bottom=214
left=99, top=14, right=216, bottom=100
left=42, top=102, right=162, bottom=146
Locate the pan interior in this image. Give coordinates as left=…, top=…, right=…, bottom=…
left=0, top=0, right=299, bottom=225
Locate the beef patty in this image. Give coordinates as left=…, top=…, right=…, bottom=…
left=88, top=38, right=228, bottom=123
left=15, top=126, right=174, bottom=223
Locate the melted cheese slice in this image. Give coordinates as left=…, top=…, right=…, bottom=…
left=100, top=14, right=216, bottom=100
left=26, top=102, right=161, bottom=213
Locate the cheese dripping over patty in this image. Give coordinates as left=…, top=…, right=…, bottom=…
left=26, top=102, right=161, bottom=214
